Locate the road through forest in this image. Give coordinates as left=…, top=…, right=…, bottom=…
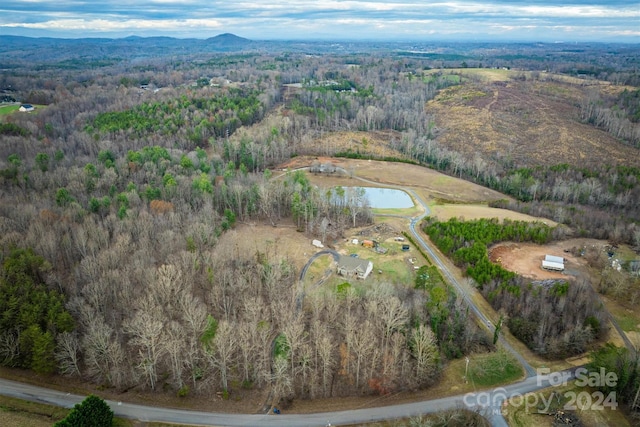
left=0, top=168, right=595, bottom=427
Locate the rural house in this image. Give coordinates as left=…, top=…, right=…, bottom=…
left=337, top=255, right=373, bottom=280
left=19, top=104, right=35, bottom=112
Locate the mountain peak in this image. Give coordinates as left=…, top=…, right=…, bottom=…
left=206, top=33, right=250, bottom=43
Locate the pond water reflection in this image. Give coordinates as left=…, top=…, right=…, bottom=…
left=344, top=187, right=414, bottom=209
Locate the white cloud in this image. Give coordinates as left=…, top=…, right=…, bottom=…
left=0, top=0, right=638, bottom=41
left=3, top=18, right=223, bottom=31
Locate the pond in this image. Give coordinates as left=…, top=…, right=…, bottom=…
left=341, top=187, right=414, bottom=209
left=363, top=187, right=414, bottom=209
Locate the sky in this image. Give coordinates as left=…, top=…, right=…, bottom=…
left=1, top=0, right=639, bottom=42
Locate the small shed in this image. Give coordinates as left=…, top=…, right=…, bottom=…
left=545, top=255, right=564, bottom=264
left=312, top=239, right=324, bottom=248
left=542, top=260, right=564, bottom=271
left=362, top=239, right=374, bottom=248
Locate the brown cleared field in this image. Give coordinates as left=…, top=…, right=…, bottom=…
left=424, top=71, right=640, bottom=169
left=215, top=221, right=320, bottom=273
left=283, top=157, right=508, bottom=204
left=429, top=204, right=556, bottom=225
left=488, top=238, right=604, bottom=281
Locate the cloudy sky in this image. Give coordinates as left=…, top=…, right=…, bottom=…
left=1, top=0, right=639, bottom=42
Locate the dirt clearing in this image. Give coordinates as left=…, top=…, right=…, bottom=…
left=216, top=222, right=324, bottom=272
left=488, top=238, right=605, bottom=280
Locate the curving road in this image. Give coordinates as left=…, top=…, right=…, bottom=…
left=0, top=167, right=597, bottom=427
left=347, top=172, right=537, bottom=380
left=345, top=173, right=537, bottom=426
left=0, top=368, right=580, bottom=427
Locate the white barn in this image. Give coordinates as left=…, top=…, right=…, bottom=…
left=544, top=255, right=564, bottom=264
left=542, top=254, right=564, bottom=272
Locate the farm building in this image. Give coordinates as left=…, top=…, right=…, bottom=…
left=542, top=254, right=564, bottom=272
left=337, top=255, right=373, bottom=280
left=545, top=255, right=564, bottom=264
left=362, top=239, right=375, bottom=248
left=19, top=104, right=34, bottom=112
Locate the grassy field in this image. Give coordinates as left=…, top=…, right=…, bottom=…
left=503, top=383, right=632, bottom=427
left=0, top=396, right=66, bottom=427
left=428, top=203, right=558, bottom=225
left=371, top=204, right=421, bottom=217
left=301, top=253, right=334, bottom=288
left=466, top=349, right=523, bottom=388
left=0, top=104, right=20, bottom=115
left=0, top=395, right=135, bottom=427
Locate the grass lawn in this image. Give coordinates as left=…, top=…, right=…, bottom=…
left=615, top=312, right=640, bottom=333
left=375, top=258, right=413, bottom=284
left=466, top=349, right=523, bottom=388
left=372, top=205, right=421, bottom=217
left=0, top=104, right=20, bottom=115
left=503, top=383, right=632, bottom=427
left=0, top=395, right=68, bottom=425
left=301, top=253, right=334, bottom=288
left=0, top=395, right=134, bottom=427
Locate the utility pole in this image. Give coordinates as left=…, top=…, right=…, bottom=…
left=464, top=356, right=470, bottom=383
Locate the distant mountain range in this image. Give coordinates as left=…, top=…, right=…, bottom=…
left=1, top=34, right=636, bottom=67
left=0, top=32, right=423, bottom=64
left=0, top=33, right=257, bottom=63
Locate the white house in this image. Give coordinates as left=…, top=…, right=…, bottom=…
left=19, top=104, right=35, bottom=112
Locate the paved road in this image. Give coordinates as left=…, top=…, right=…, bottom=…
left=0, top=167, right=600, bottom=427
left=349, top=173, right=537, bottom=379
left=346, top=174, right=537, bottom=426
left=0, top=368, right=579, bottom=426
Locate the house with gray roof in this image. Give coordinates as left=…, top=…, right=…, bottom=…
left=337, top=254, right=373, bottom=280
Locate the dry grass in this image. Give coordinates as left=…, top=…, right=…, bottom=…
left=288, top=157, right=508, bottom=204
left=424, top=68, right=514, bottom=83
left=0, top=395, right=70, bottom=427
left=424, top=74, right=640, bottom=169
left=429, top=203, right=556, bottom=225
left=0, top=411, right=57, bottom=427
left=503, top=383, right=632, bottom=427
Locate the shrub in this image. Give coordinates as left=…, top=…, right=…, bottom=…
left=54, top=395, right=113, bottom=427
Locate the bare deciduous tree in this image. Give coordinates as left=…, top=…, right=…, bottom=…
left=207, top=320, right=237, bottom=392
left=410, top=324, right=438, bottom=383
left=123, top=298, right=165, bottom=390
left=55, top=331, right=81, bottom=376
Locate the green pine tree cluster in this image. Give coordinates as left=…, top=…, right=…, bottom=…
left=0, top=248, right=75, bottom=374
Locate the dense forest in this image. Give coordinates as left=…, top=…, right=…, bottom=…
left=423, top=217, right=608, bottom=359
left=1, top=38, right=639, bottom=404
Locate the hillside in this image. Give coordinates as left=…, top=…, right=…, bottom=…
left=425, top=70, right=640, bottom=169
